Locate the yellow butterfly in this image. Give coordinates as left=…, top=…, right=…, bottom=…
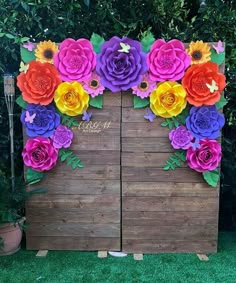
left=118, top=42, right=130, bottom=53
left=206, top=80, right=218, bottom=93
left=19, top=61, right=29, bottom=74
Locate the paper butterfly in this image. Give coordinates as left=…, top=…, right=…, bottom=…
left=22, top=41, right=35, bottom=52
left=25, top=111, right=36, bottom=124
left=144, top=108, right=156, bottom=122
left=206, top=80, right=218, bottom=93
left=212, top=41, right=224, bottom=54
left=118, top=42, right=130, bottom=53
left=19, top=61, right=29, bottom=74
left=82, top=111, right=92, bottom=122
left=189, top=139, right=201, bottom=151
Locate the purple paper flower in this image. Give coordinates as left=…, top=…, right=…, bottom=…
left=147, top=39, right=191, bottom=82
left=21, top=104, right=60, bottom=138
left=96, top=36, right=147, bottom=92
left=169, top=126, right=193, bottom=149
left=51, top=125, right=73, bottom=149
left=186, top=106, right=225, bottom=140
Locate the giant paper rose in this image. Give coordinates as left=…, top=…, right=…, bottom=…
left=54, top=81, right=89, bottom=116
left=17, top=61, right=61, bottom=105
left=147, top=39, right=191, bottom=82
left=21, top=104, right=60, bottom=138
left=22, top=137, right=58, bottom=172
left=182, top=62, right=226, bottom=106
left=150, top=81, right=187, bottom=118
left=54, top=38, right=96, bottom=82
left=96, top=36, right=147, bottom=92
left=169, top=126, right=193, bottom=149
left=186, top=139, right=221, bottom=172
left=186, top=106, right=225, bottom=139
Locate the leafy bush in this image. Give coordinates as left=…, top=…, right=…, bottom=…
left=0, top=0, right=235, bottom=229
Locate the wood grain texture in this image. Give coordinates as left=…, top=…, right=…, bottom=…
left=26, top=237, right=120, bottom=251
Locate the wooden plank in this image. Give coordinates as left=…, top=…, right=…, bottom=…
left=27, top=223, right=120, bottom=237
left=122, top=182, right=218, bottom=197
left=71, top=135, right=120, bottom=150
left=44, top=164, right=120, bottom=179
left=122, top=92, right=133, bottom=107
left=88, top=106, right=121, bottom=122
left=122, top=240, right=217, bottom=254
left=122, top=224, right=218, bottom=240
left=26, top=208, right=120, bottom=224
left=27, top=195, right=120, bottom=209
left=103, top=91, right=121, bottom=107
left=122, top=122, right=169, bottom=138
left=122, top=152, right=187, bottom=167
left=123, top=211, right=217, bottom=226
left=122, top=137, right=173, bottom=152
left=122, top=108, right=147, bottom=122
left=74, top=151, right=120, bottom=165
left=31, top=179, right=120, bottom=195
left=122, top=167, right=205, bottom=182
left=123, top=197, right=218, bottom=212
left=27, top=237, right=120, bottom=251
left=71, top=126, right=120, bottom=138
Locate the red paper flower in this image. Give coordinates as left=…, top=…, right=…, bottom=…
left=182, top=62, right=226, bottom=107
left=17, top=61, right=61, bottom=105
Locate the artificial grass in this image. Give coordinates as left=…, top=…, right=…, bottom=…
left=0, top=232, right=236, bottom=283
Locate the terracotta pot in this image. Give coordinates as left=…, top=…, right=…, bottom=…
left=0, top=222, right=22, bottom=256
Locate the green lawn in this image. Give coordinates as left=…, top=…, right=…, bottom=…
left=0, top=232, right=236, bottom=283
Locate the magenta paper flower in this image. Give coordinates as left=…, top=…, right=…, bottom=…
left=147, top=39, right=191, bottom=81
left=169, top=126, right=193, bottom=149
left=54, top=38, right=96, bottom=82
left=51, top=125, right=73, bottom=149
left=186, top=139, right=221, bottom=172
left=83, top=72, right=105, bottom=97
left=132, top=73, right=156, bottom=99
left=22, top=137, right=58, bottom=172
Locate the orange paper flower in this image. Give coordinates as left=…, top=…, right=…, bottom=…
left=186, top=40, right=211, bottom=65
left=182, top=62, right=226, bottom=107
left=17, top=61, right=61, bottom=105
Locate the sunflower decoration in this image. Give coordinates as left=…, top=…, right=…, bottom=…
left=186, top=40, right=211, bottom=65
left=35, top=40, right=58, bottom=64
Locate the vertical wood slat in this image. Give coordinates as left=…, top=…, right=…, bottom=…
left=26, top=92, right=121, bottom=251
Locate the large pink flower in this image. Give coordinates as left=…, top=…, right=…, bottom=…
left=54, top=38, right=96, bottom=82
left=22, top=137, right=58, bottom=172
left=186, top=139, right=221, bottom=172
left=147, top=39, right=191, bottom=81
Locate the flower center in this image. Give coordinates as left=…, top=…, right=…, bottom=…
left=34, top=115, right=48, bottom=127
left=196, top=114, right=210, bottom=129
left=35, top=76, right=49, bottom=91
left=199, top=149, right=212, bottom=162
left=160, top=55, right=174, bottom=70
left=69, top=56, right=82, bottom=69
left=161, top=92, right=176, bottom=108
left=192, top=74, right=208, bottom=93
left=192, top=50, right=202, bottom=60
left=43, top=49, right=53, bottom=59
left=90, top=80, right=99, bottom=88
left=139, top=81, right=148, bottom=91
left=32, top=146, right=46, bottom=162
left=64, top=91, right=79, bottom=106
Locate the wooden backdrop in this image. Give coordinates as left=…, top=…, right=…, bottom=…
left=25, top=43, right=224, bottom=253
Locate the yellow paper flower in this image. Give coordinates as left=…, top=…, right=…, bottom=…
left=186, top=40, right=211, bottom=65
left=54, top=82, right=89, bottom=116
left=150, top=81, right=187, bottom=118
left=35, top=40, right=58, bottom=64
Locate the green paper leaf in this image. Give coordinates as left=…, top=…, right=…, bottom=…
left=210, top=49, right=225, bottom=65
left=202, top=170, right=219, bottom=187
left=89, top=95, right=103, bottom=109
left=216, top=95, right=227, bottom=109
left=141, top=31, right=155, bottom=53
left=20, top=47, right=36, bottom=63
left=61, top=151, right=73, bottom=161
left=59, top=149, right=84, bottom=170
left=61, top=114, right=79, bottom=128
left=90, top=33, right=105, bottom=53
left=163, top=151, right=186, bottom=171
left=26, top=168, right=45, bottom=185
left=133, top=96, right=149, bottom=109
left=16, top=95, right=28, bottom=109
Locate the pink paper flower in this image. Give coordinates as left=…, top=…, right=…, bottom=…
left=51, top=125, right=73, bottom=149
left=186, top=139, right=221, bottom=172
left=22, top=137, right=58, bottom=172
left=147, top=39, right=191, bottom=82
left=83, top=72, right=105, bottom=97
left=54, top=38, right=96, bottom=82
left=132, top=73, right=156, bottom=99
left=169, top=126, right=193, bottom=149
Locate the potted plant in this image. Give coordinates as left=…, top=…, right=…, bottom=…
left=0, top=170, right=46, bottom=255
